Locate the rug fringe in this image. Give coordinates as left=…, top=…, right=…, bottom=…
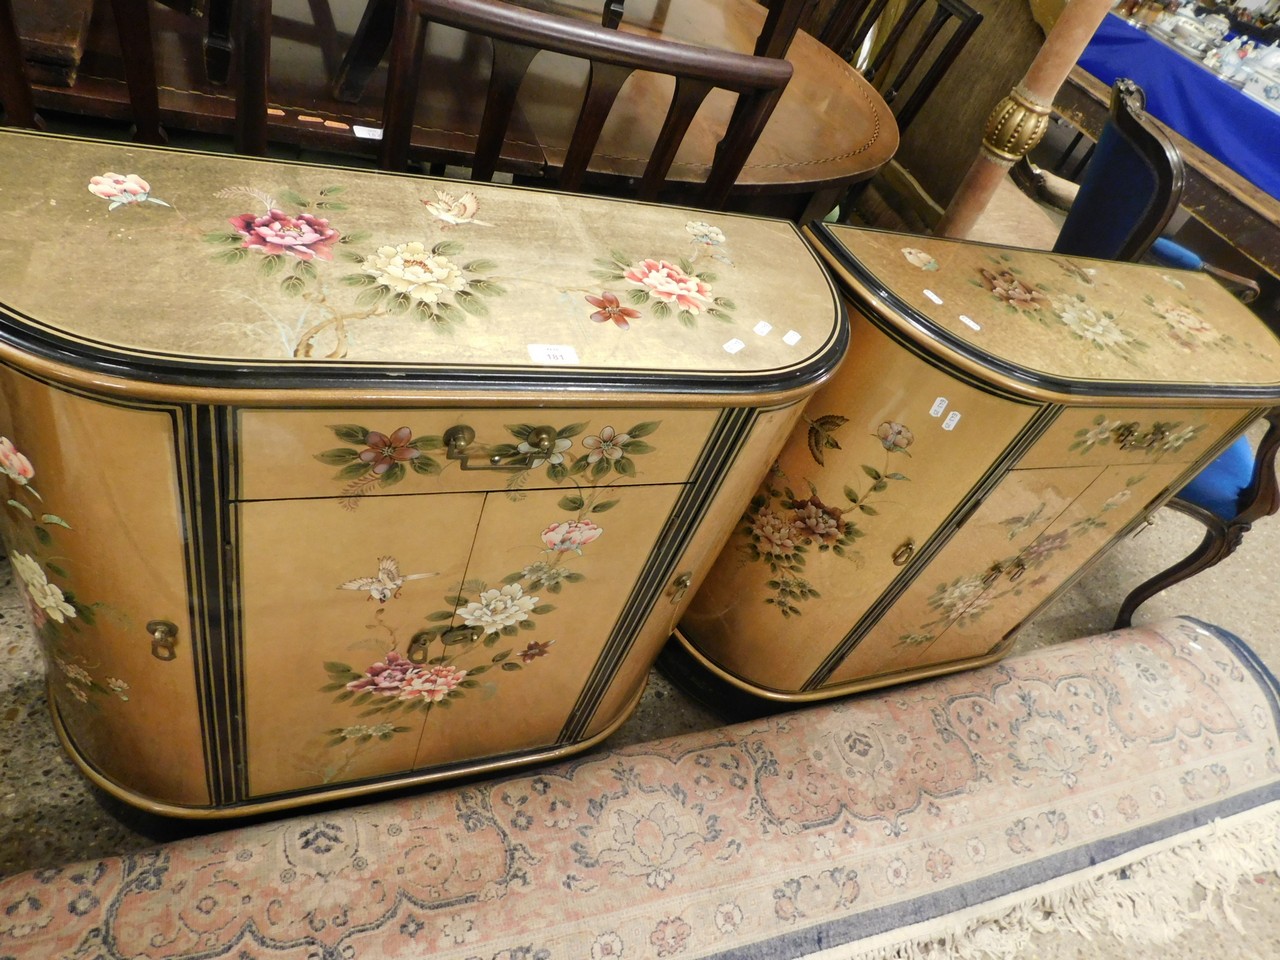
left=826, top=802, right=1280, bottom=960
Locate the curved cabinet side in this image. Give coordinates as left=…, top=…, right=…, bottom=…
left=0, top=364, right=209, bottom=807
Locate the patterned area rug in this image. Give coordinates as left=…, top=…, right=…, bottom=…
left=1, top=616, right=1279, bottom=960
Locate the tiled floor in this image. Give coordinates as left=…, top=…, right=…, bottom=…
left=0, top=124, right=1277, bottom=955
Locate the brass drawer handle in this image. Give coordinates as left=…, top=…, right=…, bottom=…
left=981, top=563, right=1004, bottom=586
left=891, top=540, right=914, bottom=566
left=1111, top=420, right=1168, bottom=451
left=1007, top=559, right=1027, bottom=582
left=444, top=424, right=558, bottom=471
left=669, top=572, right=692, bottom=604
left=146, top=620, right=178, bottom=661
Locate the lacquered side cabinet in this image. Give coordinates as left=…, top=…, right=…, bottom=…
left=675, top=224, right=1280, bottom=702
left=0, top=129, right=844, bottom=813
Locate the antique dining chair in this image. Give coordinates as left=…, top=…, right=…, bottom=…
left=812, top=0, right=982, bottom=135
left=379, top=0, right=794, bottom=209
left=1033, top=80, right=1280, bottom=628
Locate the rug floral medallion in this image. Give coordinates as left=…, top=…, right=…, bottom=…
left=1, top=616, right=1278, bottom=959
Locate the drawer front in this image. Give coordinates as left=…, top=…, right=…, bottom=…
left=235, top=407, right=718, bottom=502
left=1017, top=405, right=1252, bottom=470
left=677, top=311, right=1039, bottom=693
left=239, top=481, right=683, bottom=798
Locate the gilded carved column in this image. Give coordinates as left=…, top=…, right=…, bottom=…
left=934, top=0, right=1115, bottom=239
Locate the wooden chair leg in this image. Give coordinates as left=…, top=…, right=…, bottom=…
left=331, top=0, right=396, bottom=103
left=233, top=0, right=272, bottom=156
left=204, top=0, right=235, bottom=84
left=1113, top=516, right=1235, bottom=629
left=108, top=0, right=166, bottom=144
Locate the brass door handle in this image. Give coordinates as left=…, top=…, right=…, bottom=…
left=443, top=424, right=558, bottom=471
left=669, top=572, right=692, bottom=604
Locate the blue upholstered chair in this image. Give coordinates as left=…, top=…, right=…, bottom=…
left=1045, top=79, right=1279, bottom=628
left=1114, top=410, right=1280, bottom=628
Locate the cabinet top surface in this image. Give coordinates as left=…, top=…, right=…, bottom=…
left=0, top=131, right=843, bottom=393
left=813, top=224, right=1280, bottom=399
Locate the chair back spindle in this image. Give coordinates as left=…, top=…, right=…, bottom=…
left=381, top=0, right=793, bottom=208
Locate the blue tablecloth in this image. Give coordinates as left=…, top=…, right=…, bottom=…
left=1078, top=13, right=1280, bottom=200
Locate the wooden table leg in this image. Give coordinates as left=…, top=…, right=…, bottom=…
left=234, top=0, right=272, bottom=155
left=330, top=0, right=396, bottom=103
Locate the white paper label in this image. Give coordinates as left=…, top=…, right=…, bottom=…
left=923, top=289, right=944, bottom=305
left=753, top=321, right=773, bottom=336
left=528, top=344, right=580, bottom=365
left=352, top=125, right=385, bottom=140
left=942, top=411, right=961, bottom=431
left=959, top=314, right=981, bottom=331
left=723, top=338, right=746, bottom=354
left=929, top=397, right=949, bottom=417
left=782, top=330, right=802, bottom=346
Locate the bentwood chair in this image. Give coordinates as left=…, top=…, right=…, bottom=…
left=379, top=0, right=793, bottom=209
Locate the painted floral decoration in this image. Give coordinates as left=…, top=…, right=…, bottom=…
left=87, top=172, right=171, bottom=209
left=592, top=230, right=735, bottom=328
left=740, top=417, right=913, bottom=617
left=205, top=182, right=506, bottom=357
left=0, top=436, right=119, bottom=708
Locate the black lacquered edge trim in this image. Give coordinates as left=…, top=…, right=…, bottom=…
left=809, top=222, right=1280, bottom=403
left=0, top=296, right=848, bottom=398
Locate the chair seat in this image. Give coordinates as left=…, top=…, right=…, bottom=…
left=1178, top=435, right=1254, bottom=519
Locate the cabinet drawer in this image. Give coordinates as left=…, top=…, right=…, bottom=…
left=1017, top=406, right=1251, bottom=469
left=235, top=406, right=718, bottom=501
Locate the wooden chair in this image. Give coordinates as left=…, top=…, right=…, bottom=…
left=813, top=0, right=981, bottom=135
left=0, top=0, right=40, bottom=129
left=1115, top=409, right=1280, bottom=628
left=379, top=0, right=793, bottom=209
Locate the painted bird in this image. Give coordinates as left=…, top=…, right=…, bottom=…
left=339, top=556, right=436, bottom=603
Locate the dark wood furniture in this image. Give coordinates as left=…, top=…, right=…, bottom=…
left=814, top=0, right=982, bottom=135
left=381, top=0, right=792, bottom=208
left=0, top=0, right=40, bottom=128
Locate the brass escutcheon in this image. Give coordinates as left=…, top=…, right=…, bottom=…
left=146, top=620, right=178, bottom=661
left=669, top=572, right=692, bottom=605
left=891, top=540, right=915, bottom=566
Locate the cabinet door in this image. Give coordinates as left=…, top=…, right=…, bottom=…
left=910, top=462, right=1193, bottom=669
left=0, top=371, right=207, bottom=806
left=239, top=482, right=683, bottom=798
left=824, top=464, right=1104, bottom=687
left=678, top=313, right=1038, bottom=693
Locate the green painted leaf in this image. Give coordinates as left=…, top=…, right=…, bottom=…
left=622, top=440, right=654, bottom=455
left=652, top=301, right=671, bottom=320
left=6, top=499, right=32, bottom=519
left=614, top=458, right=637, bottom=478
left=214, top=247, right=249, bottom=264
left=548, top=463, right=568, bottom=481
left=456, top=290, right=489, bottom=317
left=463, top=259, right=498, bottom=273
left=626, top=289, right=649, bottom=306
left=34, top=527, right=51, bottom=546
left=355, top=284, right=388, bottom=308
left=295, top=259, right=318, bottom=281
left=859, top=504, right=879, bottom=516
left=280, top=274, right=306, bottom=297
left=389, top=292, right=413, bottom=315
left=591, top=500, right=617, bottom=513
left=341, top=230, right=371, bottom=244
left=204, top=231, right=245, bottom=245
left=590, top=459, right=610, bottom=481
left=470, top=279, right=506, bottom=296
left=279, top=189, right=310, bottom=208
left=501, top=662, right=523, bottom=671
left=330, top=424, right=370, bottom=444
left=627, top=421, right=660, bottom=438
left=340, top=272, right=378, bottom=287
left=437, top=302, right=466, bottom=326
left=410, top=456, right=441, bottom=475
left=319, top=184, right=345, bottom=195
left=336, top=462, right=369, bottom=480
left=315, top=448, right=360, bottom=465
left=861, top=465, right=883, bottom=480
left=258, top=254, right=285, bottom=276
left=468, top=665, right=489, bottom=676
left=428, top=610, right=455, bottom=621
left=558, top=422, right=587, bottom=438
left=559, top=495, right=586, bottom=511
left=432, top=240, right=464, bottom=257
